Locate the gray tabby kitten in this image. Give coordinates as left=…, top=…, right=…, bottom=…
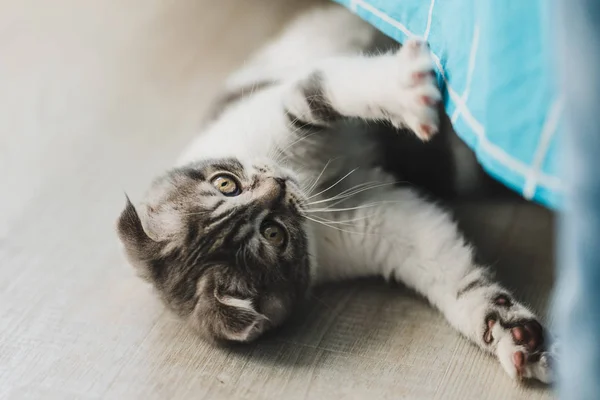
left=117, top=5, right=553, bottom=383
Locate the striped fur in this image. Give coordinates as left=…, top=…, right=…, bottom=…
left=118, top=159, right=310, bottom=342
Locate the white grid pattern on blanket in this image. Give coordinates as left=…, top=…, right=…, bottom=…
left=451, top=25, right=479, bottom=125
left=349, top=0, right=562, bottom=199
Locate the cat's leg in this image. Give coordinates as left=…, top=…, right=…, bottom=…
left=283, top=39, right=441, bottom=141
left=180, top=38, right=439, bottom=166
left=312, top=184, right=554, bottom=383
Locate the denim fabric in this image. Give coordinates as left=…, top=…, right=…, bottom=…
left=555, top=0, right=600, bottom=398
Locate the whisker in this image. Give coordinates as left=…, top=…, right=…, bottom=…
left=311, top=181, right=381, bottom=206
left=304, top=200, right=405, bottom=214
left=333, top=180, right=379, bottom=196
left=304, top=158, right=333, bottom=196
left=307, top=168, right=359, bottom=200
left=309, top=181, right=377, bottom=203
left=327, top=180, right=408, bottom=208
left=281, top=128, right=321, bottom=153
left=303, top=215, right=378, bottom=236
left=307, top=181, right=400, bottom=206
left=306, top=213, right=374, bottom=225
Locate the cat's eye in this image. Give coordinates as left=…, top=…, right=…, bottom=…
left=261, top=222, right=286, bottom=247
left=211, top=174, right=241, bottom=196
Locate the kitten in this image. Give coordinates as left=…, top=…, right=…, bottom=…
left=117, top=5, right=553, bottom=382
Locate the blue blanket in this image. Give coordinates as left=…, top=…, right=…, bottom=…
left=333, top=0, right=563, bottom=209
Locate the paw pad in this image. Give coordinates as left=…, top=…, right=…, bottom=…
left=418, top=124, right=436, bottom=139
left=493, top=294, right=512, bottom=307
left=420, top=95, right=438, bottom=106
left=483, top=315, right=496, bottom=344
left=510, top=320, right=544, bottom=351
left=411, top=70, right=436, bottom=83
left=513, top=351, right=526, bottom=376
left=480, top=294, right=553, bottom=382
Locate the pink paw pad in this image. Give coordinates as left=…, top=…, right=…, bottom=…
left=420, top=95, right=438, bottom=106
left=483, top=317, right=496, bottom=344
left=513, top=351, right=526, bottom=377
left=509, top=320, right=545, bottom=377
left=418, top=124, right=436, bottom=139
left=493, top=294, right=513, bottom=307
left=511, top=320, right=543, bottom=351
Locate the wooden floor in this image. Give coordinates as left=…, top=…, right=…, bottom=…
left=0, top=0, right=555, bottom=398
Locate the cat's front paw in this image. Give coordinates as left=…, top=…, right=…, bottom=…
left=384, top=39, right=441, bottom=141
left=484, top=294, right=555, bottom=383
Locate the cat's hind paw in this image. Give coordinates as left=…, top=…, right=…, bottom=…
left=482, top=294, right=555, bottom=383
left=492, top=317, right=554, bottom=383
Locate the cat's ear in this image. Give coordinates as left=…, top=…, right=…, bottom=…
left=212, top=293, right=269, bottom=342
left=117, top=194, right=181, bottom=243
left=193, top=276, right=269, bottom=342
left=116, top=196, right=161, bottom=278
left=138, top=202, right=183, bottom=242
left=212, top=293, right=293, bottom=341
left=117, top=196, right=154, bottom=247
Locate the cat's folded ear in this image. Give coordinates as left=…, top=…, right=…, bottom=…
left=192, top=275, right=269, bottom=343
left=116, top=196, right=162, bottom=279
left=212, top=293, right=269, bottom=342
left=117, top=196, right=152, bottom=246
left=117, top=194, right=181, bottom=243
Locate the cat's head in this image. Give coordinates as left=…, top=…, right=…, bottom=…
left=117, top=158, right=312, bottom=342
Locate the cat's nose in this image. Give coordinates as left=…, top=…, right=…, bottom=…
left=274, top=177, right=286, bottom=188
left=259, top=177, right=286, bottom=207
